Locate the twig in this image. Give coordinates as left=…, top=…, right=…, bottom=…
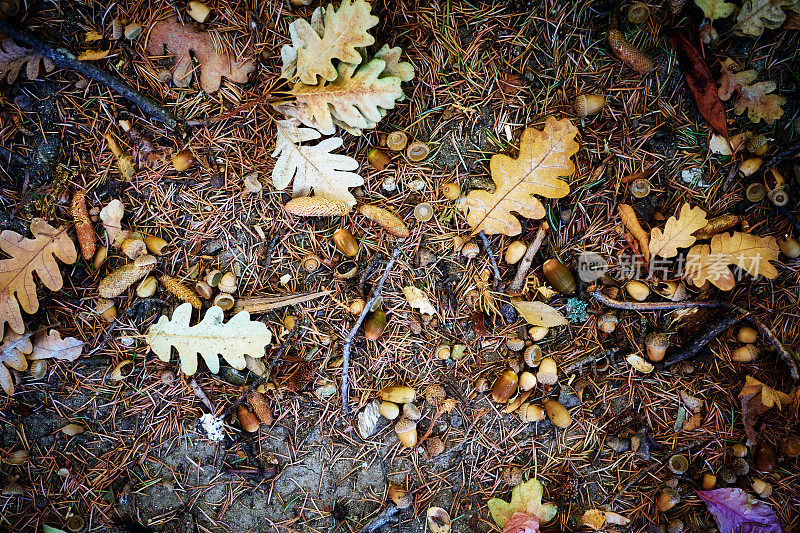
left=664, top=313, right=744, bottom=367
left=232, top=291, right=331, bottom=313
left=342, top=247, right=402, bottom=414
left=477, top=230, right=501, bottom=284
left=508, top=222, right=549, bottom=294
left=590, top=290, right=799, bottom=381
left=0, top=20, right=179, bottom=129
left=357, top=505, right=399, bottom=533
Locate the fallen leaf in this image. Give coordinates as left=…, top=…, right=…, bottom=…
left=0, top=219, right=77, bottom=342
left=0, top=37, right=55, bottom=84
left=0, top=331, right=32, bottom=394
left=487, top=478, right=558, bottom=528
left=668, top=32, right=728, bottom=137
left=581, top=509, right=630, bottom=530
left=146, top=17, right=256, bottom=93
left=684, top=232, right=779, bottom=290
left=77, top=49, right=110, bottom=61
left=695, top=0, right=737, bottom=19
left=738, top=375, right=794, bottom=445
left=28, top=330, right=84, bottom=362
left=697, top=488, right=784, bottom=532
left=280, top=7, right=325, bottom=79
left=649, top=203, right=708, bottom=258
left=684, top=243, right=735, bottom=290
left=513, top=300, right=568, bottom=328
left=502, top=511, right=541, bottom=533
left=718, top=58, right=786, bottom=124
left=293, top=0, right=378, bottom=84
left=271, top=118, right=363, bottom=207
left=292, top=59, right=405, bottom=134
left=618, top=204, right=651, bottom=263
left=373, top=44, right=415, bottom=81
left=736, top=0, right=789, bottom=36
left=146, top=303, right=272, bottom=375
left=100, top=199, right=125, bottom=245
left=402, top=286, right=437, bottom=315
left=466, top=117, right=578, bottom=236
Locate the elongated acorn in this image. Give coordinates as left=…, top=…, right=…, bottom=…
left=98, top=255, right=157, bottom=298
left=359, top=205, right=409, bottom=238
left=285, top=196, right=351, bottom=216
left=543, top=398, right=571, bottom=428
left=543, top=259, right=575, bottom=294
left=171, top=150, right=195, bottom=171
left=491, top=369, right=518, bottom=403
left=379, top=401, right=400, bottom=420
left=505, top=241, right=527, bottom=264
left=333, top=228, right=359, bottom=257
left=731, top=344, right=759, bottom=362
left=136, top=275, right=158, bottom=298
left=657, top=488, right=680, bottom=512
left=218, top=272, right=237, bottom=294
left=29, top=359, right=47, bottom=379
left=364, top=310, right=387, bottom=340
left=739, top=157, right=762, bottom=176
left=536, top=357, right=558, bottom=385
left=736, top=326, right=758, bottom=344
left=367, top=147, right=390, bottom=170
left=238, top=405, right=260, bottom=433
left=194, top=281, right=213, bottom=300
left=144, top=235, right=168, bottom=256
left=626, top=280, right=650, bottom=301
left=248, top=391, right=273, bottom=425
left=573, top=94, right=606, bottom=118
left=779, top=237, right=800, bottom=258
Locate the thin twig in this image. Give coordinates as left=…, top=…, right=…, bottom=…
left=342, top=247, right=402, bottom=414
left=664, top=313, right=744, bottom=367
left=590, top=290, right=799, bottom=381
left=508, top=222, right=549, bottom=294
left=477, top=230, right=501, bottom=284
left=0, top=20, right=179, bottom=129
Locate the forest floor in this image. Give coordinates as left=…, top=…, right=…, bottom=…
left=0, top=0, right=799, bottom=532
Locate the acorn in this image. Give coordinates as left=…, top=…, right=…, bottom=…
left=238, top=405, right=260, bottom=433
left=95, top=298, right=117, bottom=322
left=519, top=403, right=546, bottom=423
left=746, top=134, right=768, bottom=156
left=367, top=147, right=390, bottom=170
left=144, top=234, right=168, bottom=256
left=755, top=440, right=776, bottom=472
left=333, top=228, right=359, bottom=257
left=194, top=281, right=213, bottom=300
left=434, top=344, right=451, bottom=360
left=519, top=371, right=537, bottom=391
left=187, top=1, right=211, bottom=23
left=597, top=313, right=618, bottom=333
left=505, top=241, right=527, bottom=264
left=61, top=424, right=84, bottom=436
left=248, top=391, right=273, bottom=425
left=627, top=2, right=650, bottom=23
left=388, top=483, right=412, bottom=509
left=461, top=241, right=480, bottom=259
left=627, top=354, right=654, bottom=373
left=442, top=182, right=460, bottom=200
left=667, top=519, right=685, bottom=533
left=301, top=254, right=322, bottom=273
left=746, top=182, right=766, bottom=202
left=656, top=488, right=680, bottom=512
left=380, top=385, right=416, bottom=404
left=427, top=507, right=451, bottom=533
left=348, top=298, right=366, bottom=315
left=379, top=401, right=400, bottom=420
left=474, top=378, right=490, bottom=394
left=785, top=435, right=800, bottom=457
left=701, top=473, right=716, bottom=490
left=668, top=454, right=689, bottom=474
left=626, top=280, right=650, bottom=301
left=171, top=150, right=195, bottom=171
left=542, top=398, right=571, bottom=428
left=364, top=309, right=387, bottom=340
left=731, top=344, right=759, bottom=363
left=403, top=403, right=421, bottom=421
left=752, top=478, right=773, bottom=498
left=491, top=370, right=519, bottom=403
left=779, top=237, right=800, bottom=258
left=334, top=260, right=358, bottom=279
left=394, top=417, right=418, bottom=448
left=645, top=333, right=669, bottom=362
left=730, top=443, right=748, bottom=458
left=426, top=436, right=445, bottom=458
left=573, top=94, right=606, bottom=118
left=386, top=131, right=408, bottom=151
left=536, top=358, right=558, bottom=386
left=542, top=259, right=575, bottom=294
left=739, top=157, right=763, bottom=176
left=213, top=293, right=235, bottom=311
left=218, top=272, right=237, bottom=294
left=93, top=245, right=108, bottom=269
left=528, top=326, right=549, bottom=341
left=406, top=141, right=430, bottom=162
left=6, top=450, right=28, bottom=465
left=630, top=178, right=651, bottom=199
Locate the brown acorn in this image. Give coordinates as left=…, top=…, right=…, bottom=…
left=388, top=483, right=412, bottom=509
left=364, top=309, right=387, bottom=341
left=597, top=313, right=618, bottom=333
left=543, top=398, right=571, bottom=428
left=645, top=333, right=669, bottom=362
left=754, top=440, right=776, bottom=472
left=333, top=228, right=359, bottom=257
left=573, top=94, right=606, bottom=118
left=656, top=488, right=680, bottom=512
left=71, top=191, right=96, bottom=260
left=359, top=205, right=409, bottom=238
left=731, top=344, right=759, bottom=363
left=238, top=405, right=260, bottom=433
left=160, top=275, right=202, bottom=309
left=367, top=148, right=390, bottom=170
left=394, top=417, right=417, bottom=448
left=542, top=259, right=575, bottom=294
left=248, top=391, right=273, bottom=425
left=491, top=369, right=519, bottom=403
left=285, top=197, right=351, bottom=217
left=98, top=255, right=157, bottom=298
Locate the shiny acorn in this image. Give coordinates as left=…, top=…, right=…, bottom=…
left=626, top=280, right=650, bottom=301
left=542, top=259, right=575, bottom=294
left=394, top=417, right=418, bottom=448
left=380, top=385, right=416, bottom=404
left=333, top=228, right=359, bottom=257
left=364, top=309, right=387, bottom=340
left=543, top=398, right=571, bottom=428
left=491, top=369, right=519, bottom=403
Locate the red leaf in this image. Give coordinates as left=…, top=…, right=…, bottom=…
left=668, top=32, right=728, bottom=138
left=697, top=488, right=783, bottom=533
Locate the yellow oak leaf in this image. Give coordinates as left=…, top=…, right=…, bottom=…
left=684, top=231, right=779, bottom=290
left=513, top=300, right=568, bottom=328
left=685, top=243, right=735, bottom=290
left=487, top=478, right=558, bottom=527
left=718, top=58, right=785, bottom=124
left=466, top=117, right=578, bottom=236
left=649, top=203, right=708, bottom=258
left=738, top=375, right=795, bottom=445
left=736, top=0, right=789, bottom=35
left=695, top=0, right=737, bottom=19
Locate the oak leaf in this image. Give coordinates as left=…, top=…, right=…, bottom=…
left=280, top=7, right=325, bottom=79
left=0, top=331, right=31, bottom=395
left=292, top=59, right=404, bottom=135
left=0, top=219, right=77, bottom=342
left=649, top=203, right=708, bottom=258
left=0, top=38, right=55, bottom=84
left=373, top=44, right=415, bottom=82
left=694, top=0, right=736, bottom=19
left=402, top=286, right=436, bottom=316
left=513, top=300, right=568, bottom=328
left=718, top=58, right=785, bottom=124
left=146, top=303, right=272, bottom=376
left=618, top=204, right=650, bottom=263
left=684, top=231, right=779, bottom=290
left=272, top=118, right=362, bottom=207
left=736, top=0, right=789, bottom=35
left=466, top=117, right=578, bottom=236
left=487, top=478, right=558, bottom=528
left=293, top=0, right=378, bottom=84
left=738, top=375, right=794, bottom=445
left=28, top=329, right=84, bottom=362
left=146, top=17, right=256, bottom=93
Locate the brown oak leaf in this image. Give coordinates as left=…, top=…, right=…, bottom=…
left=0, top=330, right=32, bottom=394
left=466, top=117, right=578, bottom=236
left=28, top=329, right=84, bottom=362
left=146, top=17, right=256, bottom=93
left=649, top=202, right=708, bottom=258
left=718, top=58, right=785, bottom=124
left=684, top=231, right=779, bottom=290
left=0, top=37, right=55, bottom=84
left=736, top=0, right=790, bottom=35
left=618, top=204, right=650, bottom=263
left=738, top=375, right=794, bottom=445
left=0, top=219, right=77, bottom=342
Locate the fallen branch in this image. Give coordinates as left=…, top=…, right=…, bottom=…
left=342, top=247, right=402, bottom=414
left=0, top=19, right=179, bottom=129
left=507, top=222, right=549, bottom=294
left=590, top=290, right=799, bottom=381
left=665, top=313, right=744, bottom=367
left=232, top=291, right=331, bottom=313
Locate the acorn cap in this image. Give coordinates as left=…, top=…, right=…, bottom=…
left=424, top=384, right=446, bottom=405
left=285, top=196, right=351, bottom=217
left=523, top=344, right=543, bottom=367
left=426, top=436, right=445, bottom=458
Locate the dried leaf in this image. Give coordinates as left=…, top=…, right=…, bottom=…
left=402, top=286, right=436, bottom=315
left=581, top=509, right=630, bottom=530
left=373, top=44, right=415, bottom=81
left=280, top=7, right=325, bottom=79
left=146, top=17, right=256, bottom=93
left=694, top=0, right=737, bottom=19
left=146, top=303, right=272, bottom=376
left=100, top=199, right=125, bottom=245
left=487, top=478, right=558, bottom=528
left=684, top=232, right=779, bottom=290
left=292, top=59, right=404, bottom=134
left=649, top=202, right=708, bottom=258
left=718, top=58, right=786, bottom=124
left=668, top=32, right=728, bottom=137
left=28, top=330, right=84, bottom=362
left=737, top=0, right=789, bottom=35
left=293, top=0, right=378, bottom=84
left=271, top=118, right=362, bottom=207
left=466, top=117, right=578, bottom=236
left=502, top=512, right=541, bottom=533
left=0, top=37, right=55, bottom=84
left=0, top=331, right=32, bottom=395
left=77, top=49, right=110, bottom=61
left=697, top=488, right=784, bottom=532
left=513, top=300, right=568, bottom=328
left=0, top=219, right=77, bottom=341
left=618, top=204, right=650, bottom=263
left=738, top=375, right=794, bottom=445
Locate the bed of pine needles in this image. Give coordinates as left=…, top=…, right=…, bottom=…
left=0, top=0, right=798, bottom=532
